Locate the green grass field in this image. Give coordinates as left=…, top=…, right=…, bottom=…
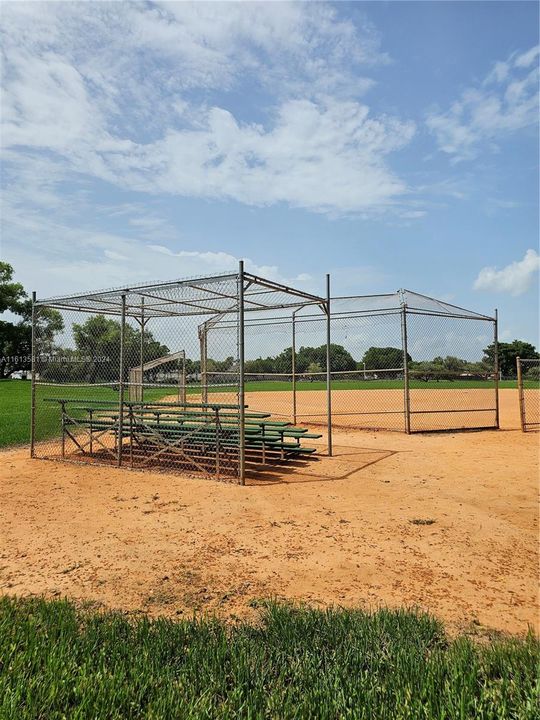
left=0, top=377, right=533, bottom=448
left=0, top=597, right=537, bottom=720
left=0, top=381, right=172, bottom=448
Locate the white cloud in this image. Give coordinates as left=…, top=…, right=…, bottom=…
left=474, top=249, right=540, bottom=296
left=514, top=45, right=540, bottom=69
left=104, top=99, right=414, bottom=214
left=0, top=1, right=413, bottom=216
left=427, top=45, right=539, bottom=161
left=146, top=244, right=314, bottom=290
left=104, top=250, right=128, bottom=262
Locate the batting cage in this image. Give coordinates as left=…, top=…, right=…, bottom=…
left=31, top=264, right=329, bottom=484
left=205, top=290, right=499, bottom=434
left=31, top=266, right=499, bottom=484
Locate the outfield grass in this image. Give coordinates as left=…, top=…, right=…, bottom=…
left=1, top=378, right=534, bottom=448
left=0, top=597, right=537, bottom=720
left=0, top=381, right=31, bottom=447
left=0, top=381, right=170, bottom=448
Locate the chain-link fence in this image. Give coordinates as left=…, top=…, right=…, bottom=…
left=517, top=357, right=540, bottom=432
left=406, top=310, right=498, bottom=431
left=31, top=267, right=328, bottom=484
left=32, top=275, right=243, bottom=481
left=207, top=290, right=498, bottom=434
left=31, top=274, right=499, bottom=485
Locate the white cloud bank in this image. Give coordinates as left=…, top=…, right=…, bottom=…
left=0, top=1, right=413, bottom=216
left=427, top=45, right=539, bottom=161
left=474, top=249, right=540, bottom=296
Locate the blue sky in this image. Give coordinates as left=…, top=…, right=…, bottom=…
left=1, top=1, right=539, bottom=346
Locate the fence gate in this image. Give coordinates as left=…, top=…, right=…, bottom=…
left=517, top=357, right=540, bottom=432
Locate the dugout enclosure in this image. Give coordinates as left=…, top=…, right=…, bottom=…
left=30, top=263, right=499, bottom=484
left=30, top=263, right=331, bottom=484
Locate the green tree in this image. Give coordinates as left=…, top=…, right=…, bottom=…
left=440, top=356, right=467, bottom=372
left=525, top=364, right=540, bottom=381
left=361, top=346, right=410, bottom=371
left=243, top=345, right=353, bottom=375
left=184, top=358, right=201, bottom=377
left=273, top=347, right=293, bottom=373
left=0, top=261, right=28, bottom=315
left=483, top=340, right=539, bottom=377
left=296, top=344, right=355, bottom=373
left=0, top=263, right=64, bottom=378
left=244, top=357, right=276, bottom=374
left=206, top=356, right=235, bottom=373
left=42, top=315, right=169, bottom=383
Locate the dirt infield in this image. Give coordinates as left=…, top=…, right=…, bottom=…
left=1, top=389, right=538, bottom=635
left=244, top=386, right=498, bottom=432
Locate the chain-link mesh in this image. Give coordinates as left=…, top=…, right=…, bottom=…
left=204, top=292, right=498, bottom=436
left=328, top=301, right=405, bottom=431
left=31, top=280, right=499, bottom=484
left=32, top=275, right=244, bottom=482
left=33, top=306, right=122, bottom=465
left=517, top=357, right=540, bottom=432
left=406, top=312, right=498, bottom=431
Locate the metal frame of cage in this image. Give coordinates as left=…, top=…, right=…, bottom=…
left=30, top=262, right=331, bottom=485
left=30, top=265, right=499, bottom=484
left=203, top=289, right=499, bottom=435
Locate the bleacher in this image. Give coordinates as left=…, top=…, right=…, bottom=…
left=44, top=398, right=322, bottom=478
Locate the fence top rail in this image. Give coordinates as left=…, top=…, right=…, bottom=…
left=403, top=309, right=495, bottom=322
left=401, top=289, right=495, bottom=321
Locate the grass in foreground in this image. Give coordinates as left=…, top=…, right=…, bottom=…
left=0, top=597, right=538, bottom=719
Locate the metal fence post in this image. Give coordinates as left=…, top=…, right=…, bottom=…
left=30, top=291, right=37, bottom=458
left=199, top=323, right=208, bottom=404
left=118, top=293, right=126, bottom=466
left=179, top=350, right=187, bottom=404
left=238, top=260, right=246, bottom=485
left=400, top=301, right=411, bottom=434
left=494, top=309, right=500, bottom=429
left=326, top=274, right=333, bottom=457
left=516, top=357, right=525, bottom=432
left=292, top=308, right=297, bottom=425
left=139, top=298, right=145, bottom=403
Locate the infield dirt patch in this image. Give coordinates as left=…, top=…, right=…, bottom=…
left=244, top=385, right=499, bottom=432
left=1, top=389, right=538, bottom=635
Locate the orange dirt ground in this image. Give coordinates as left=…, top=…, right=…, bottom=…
left=1, top=389, right=538, bottom=635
